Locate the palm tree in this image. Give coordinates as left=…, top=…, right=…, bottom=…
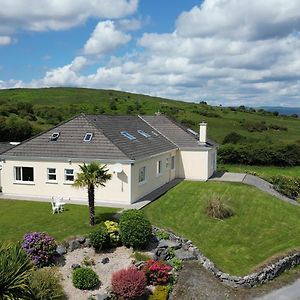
left=73, top=162, right=112, bottom=226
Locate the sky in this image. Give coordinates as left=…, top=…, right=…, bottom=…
left=0, top=0, right=300, bottom=107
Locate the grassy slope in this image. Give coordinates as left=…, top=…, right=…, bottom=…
left=0, top=200, right=118, bottom=242
left=143, top=181, right=300, bottom=275
left=0, top=87, right=299, bottom=145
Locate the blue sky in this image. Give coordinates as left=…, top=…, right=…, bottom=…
left=0, top=0, right=299, bottom=107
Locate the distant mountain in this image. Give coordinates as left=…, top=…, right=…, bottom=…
left=260, top=106, right=300, bottom=117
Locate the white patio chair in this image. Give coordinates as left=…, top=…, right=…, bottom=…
left=51, top=201, right=60, bottom=214
left=56, top=197, right=65, bottom=212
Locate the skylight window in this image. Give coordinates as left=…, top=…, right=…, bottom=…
left=83, top=133, right=93, bottom=142
left=137, top=130, right=151, bottom=138
left=50, top=132, right=60, bottom=141
left=120, top=131, right=136, bottom=141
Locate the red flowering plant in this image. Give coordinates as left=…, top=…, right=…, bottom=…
left=143, top=260, right=173, bottom=285
left=22, top=232, right=57, bottom=267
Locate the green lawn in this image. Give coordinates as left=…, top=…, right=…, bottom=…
left=0, top=200, right=118, bottom=242
left=220, top=164, right=300, bottom=178
left=143, top=181, right=300, bottom=276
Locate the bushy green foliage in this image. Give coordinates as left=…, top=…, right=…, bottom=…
left=72, top=267, right=99, bottom=290
left=206, top=196, right=234, bottom=219
left=119, top=209, right=152, bottom=248
left=28, top=267, right=64, bottom=300
left=0, top=242, right=34, bottom=300
left=89, top=224, right=109, bottom=250
left=168, top=257, right=183, bottom=271
left=155, top=230, right=170, bottom=240
left=269, top=176, right=300, bottom=199
left=223, top=132, right=245, bottom=144
left=149, top=285, right=169, bottom=300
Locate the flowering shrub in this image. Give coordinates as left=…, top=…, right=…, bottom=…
left=111, top=266, right=146, bottom=299
left=104, top=220, right=120, bottom=246
left=22, top=232, right=56, bottom=267
left=143, top=260, right=172, bottom=285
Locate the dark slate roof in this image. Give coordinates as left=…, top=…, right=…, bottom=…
left=85, top=115, right=177, bottom=160
left=141, top=115, right=217, bottom=149
left=0, top=142, right=14, bottom=154
left=2, top=115, right=129, bottom=161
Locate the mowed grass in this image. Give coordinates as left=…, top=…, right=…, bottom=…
left=143, top=181, right=300, bottom=276
left=0, top=200, right=118, bottom=242
left=221, top=164, right=300, bottom=178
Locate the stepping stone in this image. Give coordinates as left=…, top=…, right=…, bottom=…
left=158, top=239, right=181, bottom=249
left=174, top=249, right=197, bottom=261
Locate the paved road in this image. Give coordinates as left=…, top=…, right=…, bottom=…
left=256, top=278, right=300, bottom=300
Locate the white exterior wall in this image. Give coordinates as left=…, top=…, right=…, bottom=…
left=208, top=149, right=217, bottom=178
left=1, top=160, right=131, bottom=205
left=130, top=151, right=176, bottom=203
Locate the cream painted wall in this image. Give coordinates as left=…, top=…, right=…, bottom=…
left=207, top=149, right=217, bottom=178
left=1, top=160, right=131, bottom=205
left=177, top=150, right=209, bottom=180
left=130, top=151, right=176, bottom=203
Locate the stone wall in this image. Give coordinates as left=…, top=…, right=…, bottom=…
left=153, top=226, right=300, bottom=288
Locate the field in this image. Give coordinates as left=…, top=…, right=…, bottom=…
left=0, top=199, right=118, bottom=242
left=143, top=181, right=300, bottom=275
left=0, top=87, right=299, bottom=145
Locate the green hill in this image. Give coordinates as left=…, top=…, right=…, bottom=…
left=0, top=87, right=299, bottom=146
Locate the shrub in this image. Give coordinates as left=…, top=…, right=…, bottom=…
left=0, top=242, right=34, bottom=300
left=89, top=224, right=109, bottom=250
left=149, top=285, right=169, bottom=300
left=28, top=267, right=64, bottom=300
left=168, top=257, right=183, bottom=271
left=155, top=230, right=169, bottom=240
left=104, top=220, right=120, bottom=246
left=222, top=132, right=245, bottom=144
left=119, top=209, right=152, bottom=248
left=206, top=196, right=234, bottom=219
left=143, top=260, right=173, bottom=285
left=111, top=266, right=146, bottom=299
left=269, top=176, right=300, bottom=199
left=22, top=232, right=57, bottom=267
left=72, top=267, right=99, bottom=290
left=82, top=255, right=95, bottom=266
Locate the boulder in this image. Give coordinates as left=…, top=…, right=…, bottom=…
left=56, top=245, right=67, bottom=255
left=101, top=257, right=110, bottom=264
left=157, top=239, right=181, bottom=249
left=96, top=293, right=109, bottom=300
left=68, top=240, right=81, bottom=252
left=83, top=238, right=91, bottom=247
left=76, top=236, right=86, bottom=244
left=71, top=263, right=81, bottom=270
left=174, top=249, right=196, bottom=261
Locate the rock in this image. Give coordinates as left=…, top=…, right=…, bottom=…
left=56, top=245, right=67, bottom=255
left=101, top=257, right=110, bottom=264
left=157, top=239, right=181, bottom=249
left=77, top=236, right=86, bottom=244
left=68, top=240, right=81, bottom=252
left=71, top=263, right=81, bottom=270
left=84, top=238, right=91, bottom=247
left=135, top=261, right=145, bottom=268
left=154, top=248, right=170, bottom=261
left=174, top=249, right=197, bottom=261
left=96, top=294, right=109, bottom=300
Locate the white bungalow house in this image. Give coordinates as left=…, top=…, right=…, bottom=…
left=0, top=114, right=217, bottom=206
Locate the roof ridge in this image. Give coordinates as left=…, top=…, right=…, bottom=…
left=82, top=114, right=131, bottom=160
left=138, top=115, right=179, bottom=148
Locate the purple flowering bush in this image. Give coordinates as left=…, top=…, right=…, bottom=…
left=22, top=232, right=57, bottom=267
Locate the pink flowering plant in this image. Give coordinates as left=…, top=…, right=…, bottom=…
left=22, top=232, right=57, bottom=267
left=143, top=260, right=173, bottom=285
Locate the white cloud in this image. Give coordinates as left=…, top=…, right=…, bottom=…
left=0, top=0, right=138, bottom=34
left=117, top=18, right=142, bottom=31
left=0, top=35, right=12, bottom=46
left=83, top=21, right=131, bottom=56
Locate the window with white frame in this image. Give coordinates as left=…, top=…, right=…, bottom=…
left=166, top=158, right=169, bottom=169
left=47, top=168, right=56, bottom=181
left=139, top=166, right=146, bottom=183
left=14, top=167, right=34, bottom=182
left=157, top=160, right=162, bottom=175
left=171, top=156, right=175, bottom=170
left=64, top=169, right=74, bottom=182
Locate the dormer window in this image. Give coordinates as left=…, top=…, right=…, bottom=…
left=120, top=131, right=136, bottom=141
left=137, top=130, right=151, bottom=138
left=50, top=132, right=60, bottom=141
left=83, top=133, right=93, bottom=142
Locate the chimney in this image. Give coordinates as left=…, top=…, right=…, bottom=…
left=199, top=121, right=207, bottom=144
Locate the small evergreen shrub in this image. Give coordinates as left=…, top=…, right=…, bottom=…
left=89, top=224, right=109, bottom=250
left=22, top=232, right=57, bottom=267
left=28, top=267, right=64, bottom=300
left=222, top=132, right=245, bottom=144
left=111, top=266, right=147, bottom=299
left=206, top=196, right=234, bottom=220
left=269, top=176, right=300, bottom=199
left=149, top=285, right=169, bottom=300
left=143, top=260, right=172, bottom=285
left=72, top=267, right=99, bottom=290
left=119, top=209, right=152, bottom=248
left=104, top=220, right=120, bottom=246
left=0, top=242, right=34, bottom=300
left=168, top=257, right=183, bottom=271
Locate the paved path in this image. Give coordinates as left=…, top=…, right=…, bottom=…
left=210, top=172, right=299, bottom=206
left=255, top=278, right=300, bottom=300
